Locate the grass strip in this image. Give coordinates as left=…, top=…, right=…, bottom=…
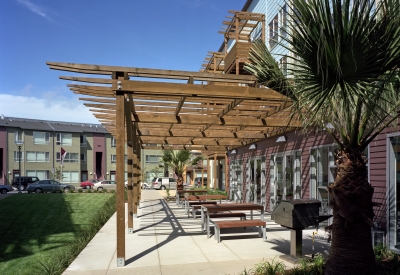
left=0, top=193, right=116, bottom=275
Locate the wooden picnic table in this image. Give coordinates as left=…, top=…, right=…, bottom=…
left=175, top=189, right=208, bottom=206
left=183, top=194, right=227, bottom=214
left=201, top=203, right=265, bottom=239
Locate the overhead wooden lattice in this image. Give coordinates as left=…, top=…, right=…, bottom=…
left=47, top=61, right=299, bottom=155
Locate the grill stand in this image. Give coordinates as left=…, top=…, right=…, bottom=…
left=279, top=229, right=303, bottom=264
left=291, top=229, right=303, bottom=258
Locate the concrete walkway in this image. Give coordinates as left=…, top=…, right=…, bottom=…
left=63, top=190, right=331, bottom=275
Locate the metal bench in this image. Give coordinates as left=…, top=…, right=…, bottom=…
left=201, top=212, right=247, bottom=231
left=187, top=201, right=217, bottom=217
left=212, top=219, right=267, bottom=243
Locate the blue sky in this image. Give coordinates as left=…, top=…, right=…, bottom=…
left=0, top=0, right=245, bottom=123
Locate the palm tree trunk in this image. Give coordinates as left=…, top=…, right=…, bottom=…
left=325, top=150, right=376, bottom=275
left=176, top=174, right=184, bottom=191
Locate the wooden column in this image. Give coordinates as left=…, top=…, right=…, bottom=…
left=201, top=168, right=204, bottom=187
left=207, top=158, right=210, bottom=190
left=133, top=139, right=138, bottom=217
left=115, top=75, right=125, bottom=267
left=214, top=154, right=217, bottom=189
left=126, top=97, right=134, bottom=233
left=225, top=153, right=229, bottom=193
left=127, top=143, right=134, bottom=232
left=235, top=14, right=239, bottom=75
left=137, top=141, right=142, bottom=206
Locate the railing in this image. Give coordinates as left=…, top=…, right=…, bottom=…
left=224, top=42, right=253, bottom=74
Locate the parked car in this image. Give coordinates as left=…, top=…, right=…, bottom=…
left=12, top=176, right=39, bottom=191
left=194, top=177, right=207, bottom=187
left=0, top=185, right=14, bottom=194
left=151, top=177, right=177, bottom=190
left=80, top=179, right=100, bottom=189
left=94, top=180, right=116, bottom=191
left=26, top=180, right=75, bottom=193
left=124, top=180, right=149, bottom=189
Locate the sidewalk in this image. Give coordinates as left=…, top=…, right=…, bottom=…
left=63, top=190, right=331, bottom=275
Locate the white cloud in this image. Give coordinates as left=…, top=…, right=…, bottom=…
left=0, top=94, right=100, bottom=124
left=16, top=0, right=53, bottom=21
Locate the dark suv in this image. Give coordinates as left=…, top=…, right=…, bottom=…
left=12, top=176, right=40, bottom=191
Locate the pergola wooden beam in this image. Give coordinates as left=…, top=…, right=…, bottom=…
left=47, top=60, right=301, bottom=269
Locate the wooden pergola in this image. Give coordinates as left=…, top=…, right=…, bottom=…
left=46, top=61, right=299, bottom=266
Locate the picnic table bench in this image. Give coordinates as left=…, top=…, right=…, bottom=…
left=200, top=211, right=247, bottom=231
left=201, top=203, right=265, bottom=240
left=175, top=189, right=208, bottom=206
left=187, top=201, right=217, bottom=218
left=184, top=194, right=227, bottom=214
left=213, top=219, right=267, bottom=243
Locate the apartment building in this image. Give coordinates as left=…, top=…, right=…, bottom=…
left=0, top=116, right=125, bottom=185
left=200, top=0, right=393, bottom=250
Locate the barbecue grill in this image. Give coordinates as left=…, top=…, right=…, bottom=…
left=271, top=199, right=332, bottom=260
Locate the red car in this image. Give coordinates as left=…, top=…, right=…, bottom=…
left=80, top=179, right=100, bottom=189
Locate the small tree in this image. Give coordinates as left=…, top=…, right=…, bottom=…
left=53, top=166, right=65, bottom=182
left=160, top=150, right=204, bottom=190
left=150, top=166, right=163, bottom=181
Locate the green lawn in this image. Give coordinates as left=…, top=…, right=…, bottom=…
left=0, top=193, right=116, bottom=275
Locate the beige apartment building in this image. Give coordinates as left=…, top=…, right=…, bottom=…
left=0, top=116, right=130, bottom=185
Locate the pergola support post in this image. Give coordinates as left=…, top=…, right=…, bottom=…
left=115, top=78, right=125, bottom=267
left=126, top=97, right=134, bottom=234
left=133, top=139, right=139, bottom=218
left=225, top=153, right=229, bottom=193
left=127, top=144, right=134, bottom=233
left=214, top=154, right=217, bottom=190
left=207, top=158, right=210, bottom=190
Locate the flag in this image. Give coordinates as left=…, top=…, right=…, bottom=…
left=61, top=147, right=67, bottom=165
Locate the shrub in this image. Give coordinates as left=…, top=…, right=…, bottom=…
left=237, top=258, right=285, bottom=275
left=291, top=254, right=325, bottom=275
left=374, top=244, right=400, bottom=275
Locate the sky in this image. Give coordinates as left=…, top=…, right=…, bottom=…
left=0, top=0, right=246, bottom=124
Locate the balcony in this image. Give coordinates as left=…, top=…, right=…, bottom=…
left=224, top=42, right=253, bottom=74
left=201, top=11, right=265, bottom=76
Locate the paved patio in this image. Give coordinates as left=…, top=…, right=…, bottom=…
left=63, top=190, right=331, bottom=275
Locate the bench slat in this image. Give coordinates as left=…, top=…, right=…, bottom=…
left=189, top=201, right=217, bottom=206
left=214, top=219, right=265, bottom=229
left=209, top=213, right=246, bottom=218
left=213, top=219, right=267, bottom=243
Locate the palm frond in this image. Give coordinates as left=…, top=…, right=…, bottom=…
left=246, top=0, right=400, bottom=151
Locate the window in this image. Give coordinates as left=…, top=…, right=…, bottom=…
left=33, top=131, right=50, bottom=145
left=80, top=153, right=86, bottom=164
left=145, top=155, right=161, bottom=164
left=111, top=154, right=116, bottom=163
left=14, top=131, right=23, bottom=142
left=26, top=151, right=50, bottom=162
left=80, top=135, right=87, bottom=147
left=56, top=133, right=72, bottom=146
left=269, top=14, right=279, bottom=49
left=111, top=137, right=116, bottom=147
left=14, top=151, right=24, bottom=161
left=56, top=152, right=79, bottom=162
left=279, top=5, right=287, bottom=37
left=62, top=171, right=79, bottom=183
left=27, top=170, right=49, bottom=180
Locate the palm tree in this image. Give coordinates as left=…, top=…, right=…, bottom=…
left=160, top=150, right=204, bottom=190
left=245, top=0, right=400, bottom=274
